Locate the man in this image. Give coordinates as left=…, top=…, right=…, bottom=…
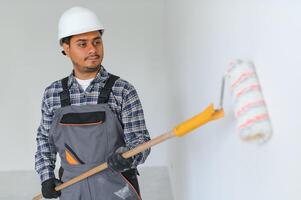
left=34, top=6, right=151, bottom=199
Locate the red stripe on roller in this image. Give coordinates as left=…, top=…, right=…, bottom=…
left=238, top=113, right=269, bottom=130
left=231, top=72, right=256, bottom=90
left=235, top=100, right=266, bottom=117
left=235, top=84, right=261, bottom=99
left=227, top=62, right=236, bottom=74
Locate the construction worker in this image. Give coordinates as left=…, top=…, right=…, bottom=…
left=34, top=6, right=151, bottom=199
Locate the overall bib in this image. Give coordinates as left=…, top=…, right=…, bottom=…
left=49, top=74, right=141, bottom=200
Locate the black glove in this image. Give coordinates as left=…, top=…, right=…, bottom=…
left=107, top=147, right=134, bottom=172
left=41, top=178, right=62, bottom=199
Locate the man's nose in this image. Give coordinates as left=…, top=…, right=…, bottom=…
left=87, top=43, right=97, bottom=54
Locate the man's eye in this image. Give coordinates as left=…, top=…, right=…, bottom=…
left=94, top=39, right=102, bottom=45
left=78, top=43, right=86, bottom=47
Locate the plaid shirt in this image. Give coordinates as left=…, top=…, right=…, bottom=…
left=35, top=66, right=151, bottom=182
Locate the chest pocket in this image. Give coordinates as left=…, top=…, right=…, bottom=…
left=60, top=111, right=106, bottom=126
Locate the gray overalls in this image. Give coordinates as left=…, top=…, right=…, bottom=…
left=49, top=74, right=141, bottom=200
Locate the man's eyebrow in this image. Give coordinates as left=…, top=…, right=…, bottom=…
left=75, top=37, right=101, bottom=42
left=75, top=39, right=87, bottom=42
left=92, top=36, right=101, bottom=40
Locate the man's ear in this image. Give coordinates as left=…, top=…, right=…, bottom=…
left=62, top=43, right=70, bottom=57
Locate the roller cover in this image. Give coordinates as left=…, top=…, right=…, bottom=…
left=227, top=60, right=272, bottom=143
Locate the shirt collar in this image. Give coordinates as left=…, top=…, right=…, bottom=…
left=67, top=65, right=110, bottom=88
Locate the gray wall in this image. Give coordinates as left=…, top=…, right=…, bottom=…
left=0, top=0, right=171, bottom=171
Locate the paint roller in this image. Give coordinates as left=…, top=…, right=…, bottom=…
left=224, top=59, right=273, bottom=142
left=32, top=59, right=272, bottom=200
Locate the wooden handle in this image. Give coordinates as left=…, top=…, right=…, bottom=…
left=32, top=131, right=174, bottom=200
left=32, top=104, right=224, bottom=200
left=32, top=194, right=42, bottom=200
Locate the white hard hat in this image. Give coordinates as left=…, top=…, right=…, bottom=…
left=58, top=6, right=104, bottom=45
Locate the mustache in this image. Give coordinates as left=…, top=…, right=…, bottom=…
left=84, top=54, right=100, bottom=61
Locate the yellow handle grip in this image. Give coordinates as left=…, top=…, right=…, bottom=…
left=172, top=104, right=224, bottom=137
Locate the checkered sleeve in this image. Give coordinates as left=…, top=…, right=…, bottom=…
left=34, top=87, right=57, bottom=182
left=121, top=82, right=151, bottom=167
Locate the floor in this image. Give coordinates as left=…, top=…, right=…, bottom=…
left=0, top=166, right=174, bottom=200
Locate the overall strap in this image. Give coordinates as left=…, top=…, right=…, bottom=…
left=59, top=76, right=71, bottom=107
left=98, top=74, right=120, bottom=104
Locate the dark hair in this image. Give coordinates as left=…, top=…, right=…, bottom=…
left=61, top=36, right=72, bottom=45
left=60, top=36, right=71, bottom=55
left=61, top=30, right=103, bottom=55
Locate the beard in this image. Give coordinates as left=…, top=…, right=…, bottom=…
left=84, top=65, right=100, bottom=72
left=72, top=60, right=101, bottom=73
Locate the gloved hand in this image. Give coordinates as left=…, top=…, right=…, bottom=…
left=41, top=178, right=62, bottom=199
left=107, top=146, right=134, bottom=172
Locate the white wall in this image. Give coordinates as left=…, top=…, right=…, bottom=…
left=165, top=0, right=301, bottom=200
left=0, top=0, right=170, bottom=171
